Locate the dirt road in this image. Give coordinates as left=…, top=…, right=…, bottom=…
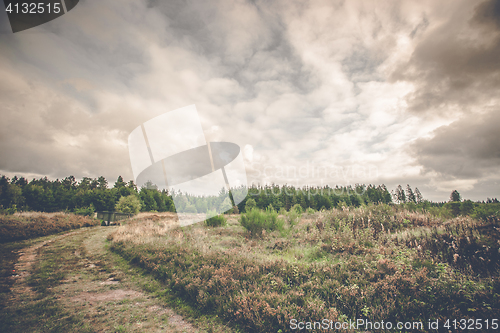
left=0, top=226, right=225, bottom=333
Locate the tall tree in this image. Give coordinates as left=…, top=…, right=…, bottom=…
left=450, top=190, right=461, bottom=202
left=393, top=185, right=406, bottom=204
left=414, top=187, right=423, bottom=203
left=97, top=176, right=108, bottom=190
left=114, top=176, right=126, bottom=188
left=406, top=184, right=416, bottom=203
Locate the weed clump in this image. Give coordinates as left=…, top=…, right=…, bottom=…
left=240, top=208, right=284, bottom=237
left=204, top=210, right=227, bottom=227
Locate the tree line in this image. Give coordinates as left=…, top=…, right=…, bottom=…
left=0, top=175, right=175, bottom=214
left=0, top=174, right=405, bottom=214
left=0, top=174, right=498, bottom=221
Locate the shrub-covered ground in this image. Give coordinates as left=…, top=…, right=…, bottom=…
left=109, top=205, right=500, bottom=333
left=0, top=212, right=100, bottom=243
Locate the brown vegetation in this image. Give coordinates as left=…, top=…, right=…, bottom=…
left=0, top=212, right=100, bottom=243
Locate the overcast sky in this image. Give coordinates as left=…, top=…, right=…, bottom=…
left=0, top=0, right=499, bottom=202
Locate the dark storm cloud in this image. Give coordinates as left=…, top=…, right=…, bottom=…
left=410, top=109, right=500, bottom=179
left=391, top=0, right=500, bottom=113
left=473, top=0, right=500, bottom=29
left=144, top=0, right=317, bottom=95
left=1, top=0, right=498, bottom=202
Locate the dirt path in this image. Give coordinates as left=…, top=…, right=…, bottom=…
left=2, top=227, right=206, bottom=333
left=10, top=229, right=85, bottom=302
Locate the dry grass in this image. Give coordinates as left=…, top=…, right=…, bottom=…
left=0, top=212, right=100, bottom=243
left=11, top=212, right=71, bottom=218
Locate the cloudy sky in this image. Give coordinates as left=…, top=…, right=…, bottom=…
left=0, top=0, right=499, bottom=202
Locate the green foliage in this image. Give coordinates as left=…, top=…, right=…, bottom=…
left=394, top=185, right=406, bottom=203
left=450, top=190, right=461, bottom=202
left=446, top=201, right=462, bottom=217
left=290, top=203, right=303, bottom=214
left=195, top=199, right=208, bottom=213
left=240, top=208, right=284, bottom=237
left=139, top=188, right=158, bottom=211
left=219, top=197, right=233, bottom=214
left=245, top=198, right=257, bottom=212
left=74, top=203, right=95, bottom=216
left=285, top=207, right=302, bottom=228
left=460, top=199, right=475, bottom=216
left=472, top=203, right=500, bottom=221
left=184, top=203, right=197, bottom=214
left=115, top=195, right=141, bottom=214
left=204, top=210, right=227, bottom=227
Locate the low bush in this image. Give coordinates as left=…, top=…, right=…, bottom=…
left=240, top=208, right=284, bottom=237
left=285, top=209, right=302, bottom=228
left=291, top=204, right=303, bottom=214
left=205, top=210, right=227, bottom=227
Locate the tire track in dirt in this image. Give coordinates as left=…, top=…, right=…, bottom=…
left=8, top=227, right=202, bottom=332
left=9, top=228, right=87, bottom=303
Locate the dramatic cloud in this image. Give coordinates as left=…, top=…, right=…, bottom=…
left=391, top=0, right=500, bottom=113
left=410, top=110, right=500, bottom=179
left=0, top=0, right=499, bottom=201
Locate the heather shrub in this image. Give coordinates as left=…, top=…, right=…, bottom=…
left=0, top=213, right=99, bottom=242
left=205, top=209, right=227, bottom=227
left=108, top=205, right=500, bottom=333
left=240, top=208, right=284, bottom=237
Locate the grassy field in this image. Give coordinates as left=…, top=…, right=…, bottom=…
left=108, top=205, right=500, bottom=333
left=0, top=212, right=100, bottom=243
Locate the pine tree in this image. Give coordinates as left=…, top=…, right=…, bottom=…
left=406, top=184, right=416, bottom=203
left=97, top=176, right=108, bottom=190
left=414, top=187, right=423, bottom=203
left=114, top=176, right=126, bottom=188
left=394, top=185, right=406, bottom=204
left=450, top=190, right=461, bottom=202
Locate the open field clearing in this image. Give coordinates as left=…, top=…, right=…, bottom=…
left=0, top=218, right=234, bottom=333
left=109, top=205, right=500, bottom=333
